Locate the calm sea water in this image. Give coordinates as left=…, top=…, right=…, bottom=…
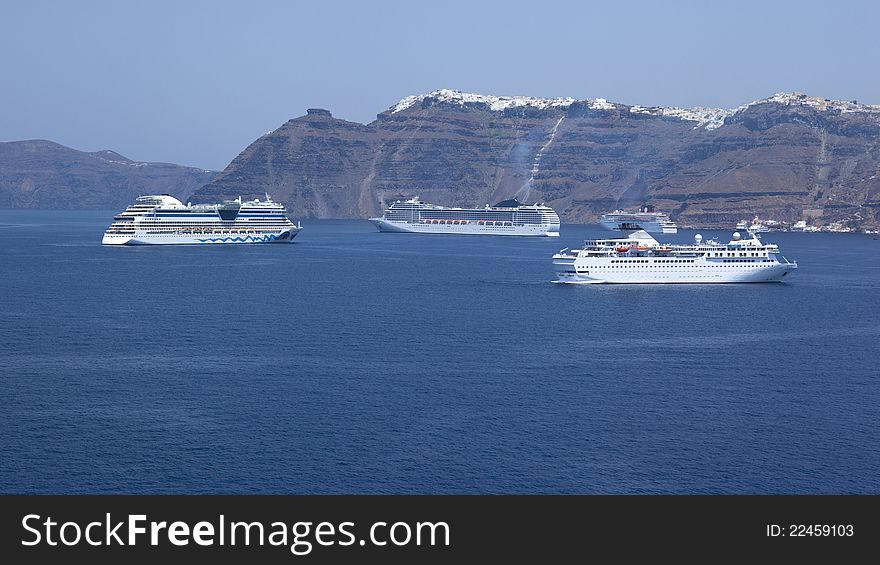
left=1, top=210, right=878, bottom=494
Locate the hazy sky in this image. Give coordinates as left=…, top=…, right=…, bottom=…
left=2, top=0, right=878, bottom=170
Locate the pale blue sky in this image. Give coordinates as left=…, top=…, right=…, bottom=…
left=2, top=0, right=877, bottom=170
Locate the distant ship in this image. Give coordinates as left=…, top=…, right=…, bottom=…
left=102, top=194, right=302, bottom=245
left=552, top=229, right=797, bottom=284
left=369, top=197, right=560, bottom=237
left=737, top=216, right=770, bottom=233
left=600, top=205, right=678, bottom=234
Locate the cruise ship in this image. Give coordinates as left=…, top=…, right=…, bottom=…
left=102, top=194, right=302, bottom=245
left=600, top=206, right=678, bottom=234
left=369, top=197, right=560, bottom=236
left=552, top=229, right=797, bottom=284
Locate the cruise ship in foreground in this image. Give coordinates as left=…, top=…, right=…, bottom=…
left=600, top=205, right=678, bottom=234
left=369, top=197, right=560, bottom=236
left=102, top=194, right=302, bottom=245
left=553, top=230, right=797, bottom=284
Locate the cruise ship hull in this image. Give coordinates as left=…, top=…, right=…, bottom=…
left=370, top=218, right=560, bottom=237
left=102, top=227, right=301, bottom=245
left=552, top=256, right=797, bottom=284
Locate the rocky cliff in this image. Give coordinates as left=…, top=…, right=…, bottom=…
left=193, top=91, right=880, bottom=228
left=0, top=140, right=216, bottom=209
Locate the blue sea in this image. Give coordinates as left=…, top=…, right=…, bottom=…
left=1, top=210, right=878, bottom=494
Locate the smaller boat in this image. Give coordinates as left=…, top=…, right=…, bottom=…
left=738, top=216, right=770, bottom=233
left=600, top=205, right=678, bottom=234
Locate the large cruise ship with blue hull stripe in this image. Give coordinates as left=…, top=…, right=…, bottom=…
left=102, top=194, right=302, bottom=245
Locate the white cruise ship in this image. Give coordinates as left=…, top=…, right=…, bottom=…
left=600, top=206, right=678, bottom=234
left=553, top=229, right=797, bottom=284
left=369, top=197, right=560, bottom=237
left=736, top=216, right=770, bottom=233
left=102, top=194, right=302, bottom=245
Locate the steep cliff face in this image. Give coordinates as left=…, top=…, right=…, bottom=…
left=651, top=101, right=880, bottom=226
left=0, top=140, right=216, bottom=209
left=192, top=90, right=880, bottom=227
left=368, top=101, right=571, bottom=215
left=191, top=109, right=375, bottom=218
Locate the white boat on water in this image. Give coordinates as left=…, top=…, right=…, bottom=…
left=552, top=229, right=797, bottom=284
left=599, top=205, right=678, bottom=234
left=102, top=194, right=302, bottom=245
left=737, top=216, right=770, bottom=233
left=369, top=197, right=560, bottom=237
